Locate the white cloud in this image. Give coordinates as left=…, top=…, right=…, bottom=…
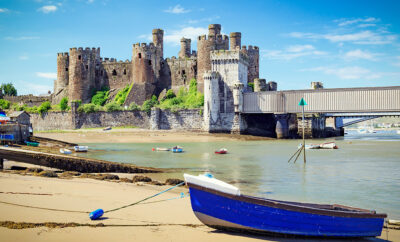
left=4, top=36, right=40, bottom=40
left=164, top=27, right=208, bottom=45
left=344, top=49, right=377, bottom=61
left=138, top=34, right=152, bottom=41
left=0, top=8, right=9, bottom=13
left=36, top=72, right=57, bottom=79
left=38, top=5, right=57, bottom=13
left=164, top=4, right=190, bottom=14
left=358, top=23, right=376, bottom=28
left=303, top=66, right=371, bottom=79
left=335, top=17, right=378, bottom=27
left=288, top=30, right=396, bottom=45
left=262, top=45, right=327, bottom=61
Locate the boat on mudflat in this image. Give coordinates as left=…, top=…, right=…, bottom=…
left=59, top=148, right=72, bottom=154
left=25, top=141, right=39, bottom=147
left=184, top=174, right=387, bottom=238
left=74, top=146, right=88, bottom=152
left=215, top=148, right=227, bottom=154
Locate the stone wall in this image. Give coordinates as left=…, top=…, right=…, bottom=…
left=4, top=95, right=51, bottom=107
left=75, top=111, right=150, bottom=129
left=166, top=57, right=197, bottom=93
left=31, top=112, right=73, bottom=131
left=158, top=109, right=203, bottom=130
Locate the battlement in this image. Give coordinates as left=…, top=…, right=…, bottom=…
left=133, top=42, right=156, bottom=49
left=69, top=47, right=100, bottom=54
left=152, top=28, right=164, bottom=34
left=208, top=24, right=221, bottom=36
left=203, top=71, right=220, bottom=80
left=230, top=32, right=241, bottom=37
left=57, top=52, right=69, bottom=57
left=247, top=45, right=259, bottom=51
left=210, top=50, right=249, bottom=65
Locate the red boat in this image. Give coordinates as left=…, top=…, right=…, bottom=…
left=215, top=148, right=227, bottom=154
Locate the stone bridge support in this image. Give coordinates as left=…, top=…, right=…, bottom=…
left=275, top=114, right=298, bottom=139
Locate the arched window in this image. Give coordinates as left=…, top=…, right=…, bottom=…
left=112, top=69, right=117, bottom=76
left=138, top=53, right=142, bottom=58
left=148, top=60, right=152, bottom=65
left=123, top=69, right=126, bottom=75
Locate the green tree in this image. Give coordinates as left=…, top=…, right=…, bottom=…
left=1, top=83, right=17, bottom=96
left=60, top=97, right=69, bottom=111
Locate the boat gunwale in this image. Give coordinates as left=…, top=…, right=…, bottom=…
left=187, top=183, right=387, bottom=219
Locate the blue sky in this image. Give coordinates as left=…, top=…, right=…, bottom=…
left=0, top=0, right=399, bottom=95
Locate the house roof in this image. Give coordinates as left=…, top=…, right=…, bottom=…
left=8, top=111, right=30, bottom=118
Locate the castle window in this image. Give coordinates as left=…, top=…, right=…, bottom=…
left=101, top=70, right=103, bottom=76
left=78, top=55, right=81, bottom=60
left=123, top=69, right=126, bottom=75
left=112, top=69, right=117, bottom=76
left=138, top=53, right=142, bottom=58
left=86, top=65, right=88, bottom=70
left=148, top=60, right=152, bottom=65
left=182, top=70, right=185, bottom=75
left=65, top=68, right=68, bottom=72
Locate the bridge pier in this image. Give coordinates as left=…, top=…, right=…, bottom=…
left=275, top=114, right=298, bottom=139
left=325, top=117, right=344, bottom=137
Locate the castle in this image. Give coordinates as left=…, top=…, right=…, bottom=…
left=52, top=24, right=261, bottom=106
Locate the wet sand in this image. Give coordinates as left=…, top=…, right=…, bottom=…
left=36, top=129, right=272, bottom=144
left=0, top=172, right=398, bottom=242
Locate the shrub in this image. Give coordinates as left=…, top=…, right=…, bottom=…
left=38, top=101, right=51, bottom=114
left=141, top=95, right=158, bottom=112
left=82, top=103, right=101, bottom=113
left=25, top=106, right=38, bottom=113
left=0, top=83, right=17, bottom=96
left=165, top=89, right=176, bottom=99
left=91, top=87, right=109, bottom=106
left=128, top=102, right=140, bottom=111
left=60, top=97, right=68, bottom=111
left=248, top=82, right=254, bottom=91
left=114, top=84, right=133, bottom=105
left=105, top=102, right=121, bottom=112
left=0, top=99, right=10, bottom=109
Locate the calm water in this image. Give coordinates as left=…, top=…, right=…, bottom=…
left=77, top=130, right=400, bottom=219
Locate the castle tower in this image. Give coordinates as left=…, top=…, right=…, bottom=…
left=229, top=32, right=241, bottom=50
left=203, top=71, right=221, bottom=132
left=197, top=24, right=229, bottom=92
left=241, top=45, right=259, bottom=83
left=179, top=38, right=191, bottom=58
left=152, top=29, right=164, bottom=58
left=68, top=47, right=100, bottom=103
left=56, top=52, right=69, bottom=94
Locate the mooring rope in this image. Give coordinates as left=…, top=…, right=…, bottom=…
left=0, top=182, right=187, bottom=214
left=104, top=182, right=186, bottom=213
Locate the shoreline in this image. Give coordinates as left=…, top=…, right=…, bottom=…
left=35, top=128, right=275, bottom=144
left=0, top=172, right=398, bottom=242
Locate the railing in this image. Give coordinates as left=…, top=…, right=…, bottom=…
left=242, top=86, right=400, bottom=114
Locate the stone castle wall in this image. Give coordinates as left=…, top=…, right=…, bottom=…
left=31, top=112, right=73, bottom=131
left=4, top=95, right=51, bottom=107
left=99, top=60, right=132, bottom=90
left=166, top=57, right=197, bottom=93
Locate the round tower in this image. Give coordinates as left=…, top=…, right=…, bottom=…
left=208, top=24, right=221, bottom=36
left=230, top=32, right=241, bottom=50
left=68, top=47, right=99, bottom=103
left=197, top=24, right=229, bottom=92
left=179, top=38, right=191, bottom=58
left=152, top=29, right=164, bottom=58
left=56, top=52, right=69, bottom=93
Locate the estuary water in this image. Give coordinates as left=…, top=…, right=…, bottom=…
left=78, top=130, right=400, bottom=219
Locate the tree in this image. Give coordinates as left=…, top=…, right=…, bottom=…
left=1, top=83, right=17, bottom=96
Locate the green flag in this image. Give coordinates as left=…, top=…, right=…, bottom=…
left=298, top=98, right=307, bottom=106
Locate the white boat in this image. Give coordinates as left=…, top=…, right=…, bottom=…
left=60, top=148, right=72, bottom=154
left=397, top=130, right=400, bottom=135
left=156, top=147, right=170, bottom=151
left=74, top=146, right=88, bottom=152
left=319, top=142, right=338, bottom=149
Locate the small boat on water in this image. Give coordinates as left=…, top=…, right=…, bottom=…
left=215, top=148, right=227, bottom=154
left=103, top=126, right=112, bottom=131
left=396, top=130, right=400, bottom=135
left=74, top=146, right=88, bottom=152
left=172, top=146, right=183, bottom=153
left=299, top=142, right=338, bottom=150
left=25, top=141, right=39, bottom=147
left=184, top=173, right=387, bottom=238
left=59, top=148, right=72, bottom=154
left=155, top=147, right=170, bottom=151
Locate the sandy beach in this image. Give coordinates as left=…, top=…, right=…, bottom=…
left=0, top=171, right=398, bottom=242
left=35, top=128, right=272, bottom=144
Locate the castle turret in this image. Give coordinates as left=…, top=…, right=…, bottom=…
left=56, top=52, right=69, bottom=94
left=68, top=47, right=100, bottom=103
left=242, top=45, right=259, bottom=83
left=152, top=28, right=164, bottom=58
left=179, top=38, right=191, bottom=58
left=197, top=24, right=229, bottom=92
left=203, top=71, right=221, bottom=131
left=230, top=32, right=241, bottom=50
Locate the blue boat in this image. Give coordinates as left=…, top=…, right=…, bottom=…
left=184, top=174, right=387, bottom=238
left=172, top=146, right=183, bottom=153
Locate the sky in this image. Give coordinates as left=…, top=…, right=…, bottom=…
left=0, top=0, right=399, bottom=95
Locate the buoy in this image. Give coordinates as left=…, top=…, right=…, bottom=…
left=152, top=148, right=155, bottom=151
left=89, top=209, right=104, bottom=220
